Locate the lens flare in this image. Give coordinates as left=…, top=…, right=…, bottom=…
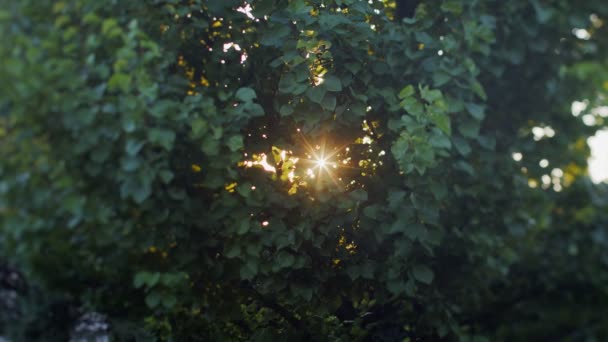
left=315, top=157, right=328, bottom=169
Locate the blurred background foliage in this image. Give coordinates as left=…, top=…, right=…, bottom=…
left=1, top=0, right=608, bottom=340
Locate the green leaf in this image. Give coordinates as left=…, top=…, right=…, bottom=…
left=168, top=187, right=186, bottom=200
left=277, top=251, right=295, bottom=269
left=349, top=189, right=368, bottom=202
left=430, top=183, right=447, bottom=200
left=458, top=120, right=480, bottom=138
left=278, top=73, right=296, bottom=93
left=126, top=139, right=145, bottom=156
left=161, top=294, right=177, bottom=309
left=465, top=102, right=486, bottom=120
left=279, top=104, right=294, bottom=116
left=148, top=128, right=176, bottom=151
left=133, top=272, right=147, bottom=288
left=306, top=86, right=326, bottom=104
left=477, top=135, right=496, bottom=150
left=420, top=87, right=443, bottom=103
left=108, top=73, right=131, bottom=92
left=401, top=97, right=424, bottom=117
left=202, top=137, right=220, bottom=156
left=227, top=135, right=243, bottom=152
left=531, top=0, right=554, bottom=23
left=471, top=80, right=487, bottom=100
left=346, top=265, right=362, bottom=280
left=276, top=230, right=295, bottom=250
left=387, top=279, right=407, bottom=295
left=159, top=170, right=174, bottom=184
left=433, top=71, right=451, bottom=87
left=455, top=160, right=475, bottom=176
left=236, top=220, right=250, bottom=235
left=321, top=93, right=337, bottom=111
left=191, top=118, right=208, bottom=137
left=431, top=113, right=451, bottom=135
left=290, top=284, right=313, bottom=301
left=429, top=130, right=451, bottom=149
left=91, top=145, right=111, bottom=163
left=147, top=272, right=161, bottom=287
left=145, top=291, right=161, bottom=308
left=399, top=85, right=415, bottom=99
left=121, top=156, right=141, bottom=172
left=363, top=205, right=380, bottom=219
left=150, top=100, right=175, bottom=118
left=387, top=190, right=407, bottom=209
left=101, top=18, right=120, bottom=36
left=415, top=31, right=433, bottom=45
left=240, top=259, right=259, bottom=280
left=121, top=179, right=152, bottom=204
left=441, top=1, right=463, bottom=15
left=133, top=184, right=151, bottom=204
left=404, top=223, right=428, bottom=241
left=246, top=243, right=262, bottom=256
left=446, top=96, right=465, bottom=113
left=236, top=87, right=257, bottom=102
left=260, top=25, right=290, bottom=46
left=225, top=244, right=241, bottom=259
left=122, top=118, right=136, bottom=133
left=453, top=136, right=472, bottom=156
left=319, top=14, right=345, bottom=30
left=412, top=265, right=434, bottom=284
left=323, top=75, right=342, bottom=92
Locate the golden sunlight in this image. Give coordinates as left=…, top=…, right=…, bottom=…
left=239, top=124, right=377, bottom=193
left=315, top=157, right=328, bottom=169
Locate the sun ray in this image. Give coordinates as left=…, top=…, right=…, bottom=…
left=240, top=127, right=371, bottom=192
left=294, top=129, right=360, bottom=187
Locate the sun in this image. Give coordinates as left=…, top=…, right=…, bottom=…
left=315, top=157, right=328, bottom=169
left=301, top=139, right=345, bottom=186
left=308, top=152, right=337, bottom=183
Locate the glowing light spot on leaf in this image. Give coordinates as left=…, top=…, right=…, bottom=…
left=572, top=28, right=591, bottom=40
left=236, top=4, right=256, bottom=20
left=592, top=106, right=608, bottom=117
left=241, top=153, right=276, bottom=173
left=223, top=42, right=242, bottom=52
left=588, top=129, right=608, bottom=183
left=583, top=114, right=596, bottom=126
left=572, top=100, right=588, bottom=117
left=532, top=126, right=545, bottom=141
left=512, top=152, right=523, bottom=161
left=225, top=182, right=237, bottom=193
left=551, top=168, right=564, bottom=178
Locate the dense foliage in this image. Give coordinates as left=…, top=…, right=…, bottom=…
left=1, top=0, right=608, bottom=340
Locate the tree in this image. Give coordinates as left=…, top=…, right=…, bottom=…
left=1, top=0, right=608, bottom=340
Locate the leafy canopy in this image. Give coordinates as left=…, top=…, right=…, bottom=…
left=1, top=0, right=608, bottom=341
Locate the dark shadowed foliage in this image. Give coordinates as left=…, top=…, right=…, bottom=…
left=1, top=0, right=608, bottom=340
